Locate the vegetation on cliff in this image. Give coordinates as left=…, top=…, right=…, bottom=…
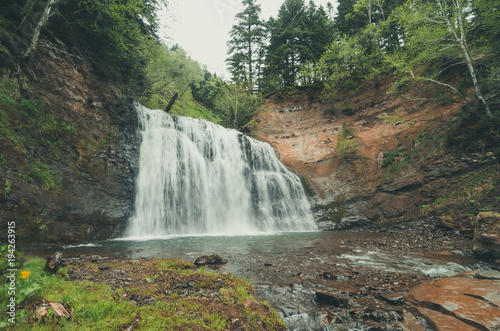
left=225, top=0, right=499, bottom=131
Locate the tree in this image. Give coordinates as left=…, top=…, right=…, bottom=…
left=52, top=0, right=167, bottom=88
left=140, top=44, right=204, bottom=110
left=191, top=69, right=227, bottom=110
left=335, top=0, right=364, bottom=36
left=226, top=0, right=267, bottom=92
left=214, top=85, right=260, bottom=129
left=393, top=0, right=493, bottom=116
left=265, top=0, right=332, bottom=89
left=22, top=0, right=62, bottom=58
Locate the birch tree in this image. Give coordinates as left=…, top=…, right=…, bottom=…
left=393, top=0, right=492, bottom=116
left=22, top=0, right=62, bottom=58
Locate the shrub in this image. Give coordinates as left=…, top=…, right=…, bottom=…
left=28, top=161, right=60, bottom=191
left=337, top=124, right=359, bottom=158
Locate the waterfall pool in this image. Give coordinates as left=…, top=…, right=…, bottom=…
left=30, top=230, right=483, bottom=279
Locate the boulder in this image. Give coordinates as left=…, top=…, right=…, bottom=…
left=405, top=270, right=500, bottom=331
left=194, top=254, right=228, bottom=266
left=315, top=291, right=349, bottom=307
left=473, top=212, right=500, bottom=261
left=45, top=252, right=64, bottom=273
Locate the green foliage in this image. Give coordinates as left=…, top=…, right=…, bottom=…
left=337, top=124, right=359, bottom=158
left=141, top=44, right=204, bottom=109
left=28, top=160, right=60, bottom=191
left=264, top=0, right=334, bottom=90
left=430, top=164, right=500, bottom=214
left=387, top=0, right=497, bottom=115
left=322, top=195, right=347, bottom=224
left=3, top=178, right=10, bottom=197
left=214, top=84, right=261, bottom=129
left=339, top=124, right=355, bottom=139
left=383, top=109, right=407, bottom=124
left=0, top=258, right=286, bottom=330
left=381, top=146, right=408, bottom=168
left=0, top=92, right=16, bottom=108
left=338, top=139, right=359, bottom=158
left=226, top=0, right=267, bottom=91
left=170, top=97, right=220, bottom=123
left=54, top=0, right=166, bottom=86
left=192, top=69, right=227, bottom=109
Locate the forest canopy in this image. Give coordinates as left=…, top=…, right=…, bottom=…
left=226, top=0, right=500, bottom=121
left=2, top=0, right=499, bottom=130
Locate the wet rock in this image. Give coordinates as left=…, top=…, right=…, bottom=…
left=473, top=212, right=500, bottom=261
left=378, top=293, right=404, bottom=305
left=279, top=306, right=304, bottom=318
left=194, top=254, right=228, bottom=266
left=316, top=291, right=349, bottom=307
left=405, top=271, right=500, bottom=330
left=321, top=216, right=370, bottom=231
left=461, top=269, right=500, bottom=280
left=45, top=252, right=64, bottom=273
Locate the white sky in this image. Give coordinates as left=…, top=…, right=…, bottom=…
left=158, top=0, right=338, bottom=80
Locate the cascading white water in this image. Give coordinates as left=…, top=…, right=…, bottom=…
left=125, top=103, right=317, bottom=238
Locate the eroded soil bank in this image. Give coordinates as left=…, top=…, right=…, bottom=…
left=29, top=219, right=499, bottom=330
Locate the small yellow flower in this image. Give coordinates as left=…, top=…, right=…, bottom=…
left=20, top=271, right=31, bottom=279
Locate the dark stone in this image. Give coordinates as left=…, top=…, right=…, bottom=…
left=315, top=291, right=349, bottom=307
left=194, top=254, right=228, bottom=266
left=319, top=215, right=370, bottom=231
left=45, top=252, right=64, bottom=273
left=377, top=293, right=404, bottom=305
left=473, top=212, right=500, bottom=261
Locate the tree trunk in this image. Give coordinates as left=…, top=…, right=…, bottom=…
left=23, top=0, right=61, bottom=59
left=437, top=0, right=492, bottom=117
left=164, top=92, right=179, bottom=113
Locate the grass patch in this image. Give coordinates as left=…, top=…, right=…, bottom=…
left=337, top=124, right=359, bottom=158
left=383, top=109, right=407, bottom=124
left=170, top=96, right=220, bottom=124
left=0, top=256, right=286, bottom=330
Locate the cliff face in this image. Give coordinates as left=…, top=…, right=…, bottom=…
left=1, top=31, right=498, bottom=246
left=253, top=80, right=500, bottom=231
left=0, top=37, right=140, bottom=245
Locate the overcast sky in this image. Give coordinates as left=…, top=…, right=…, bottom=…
left=159, top=0, right=338, bottom=79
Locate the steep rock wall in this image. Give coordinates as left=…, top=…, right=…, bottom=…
left=0, top=37, right=140, bottom=245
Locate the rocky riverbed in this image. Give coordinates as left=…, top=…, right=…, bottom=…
left=32, top=218, right=500, bottom=331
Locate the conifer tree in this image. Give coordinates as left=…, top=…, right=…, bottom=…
left=265, top=0, right=332, bottom=89
left=226, top=0, right=267, bottom=92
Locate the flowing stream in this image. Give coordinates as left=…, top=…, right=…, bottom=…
left=124, top=103, right=317, bottom=239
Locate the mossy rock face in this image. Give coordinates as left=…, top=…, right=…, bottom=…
left=473, top=212, right=500, bottom=261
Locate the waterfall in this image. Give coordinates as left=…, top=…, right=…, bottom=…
left=125, top=103, right=317, bottom=238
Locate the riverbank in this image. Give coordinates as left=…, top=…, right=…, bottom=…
left=0, top=256, right=285, bottom=330
left=21, top=220, right=500, bottom=330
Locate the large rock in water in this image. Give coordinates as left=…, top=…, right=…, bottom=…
left=473, top=212, right=500, bottom=261
left=405, top=270, right=500, bottom=330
